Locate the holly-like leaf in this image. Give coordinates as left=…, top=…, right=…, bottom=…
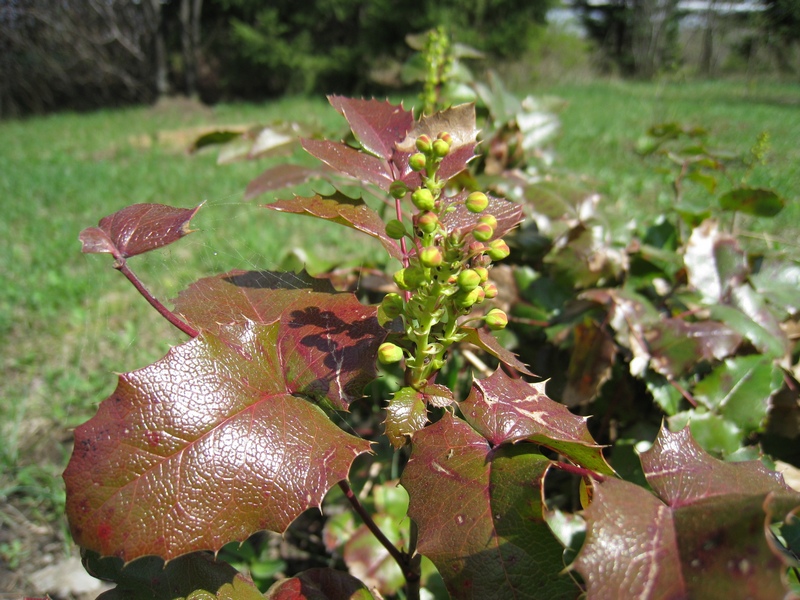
left=684, top=219, right=748, bottom=303
left=301, top=138, right=395, bottom=191
left=401, top=414, right=579, bottom=600
left=562, top=320, right=615, bottom=407
left=245, top=165, right=321, bottom=201
left=719, top=187, right=785, bottom=217
left=574, top=426, right=800, bottom=598
left=460, top=327, right=533, bottom=376
left=693, top=355, right=784, bottom=434
left=328, top=96, right=414, bottom=160
left=64, top=321, right=372, bottom=562
left=264, top=192, right=402, bottom=260
left=79, top=203, right=201, bottom=258
left=460, top=369, right=613, bottom=475
left=645, top=318, right=742, bottom=379
left=384, top=387, right=428, bottom=448
left=83, top=550, right=264, bottom=600
left=439, top=191, right=524, bottom=242
left=264, top=568, right=375, bottom=600
left=174, top=270, right=385, bottom=410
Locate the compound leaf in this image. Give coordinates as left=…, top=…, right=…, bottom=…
left=79, top=203, right=201, bottom=258
left=64, top=321, right=372, bottom=562
left=460, top=369, right=613, bottom=475
left=574, top=425, right=800, bottom=599
left=264, top=192, right=402, bottom=260
left=401, top=414, right=578, bottom=600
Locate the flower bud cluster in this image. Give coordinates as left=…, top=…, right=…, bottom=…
left=379, top=132, right=511, bottom=389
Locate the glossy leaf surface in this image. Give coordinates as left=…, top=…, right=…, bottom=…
left=328, top=96, right=414, bottom=160
left=64, top=321, right=372, bottom=562
left=384, top=387, right=428, bottom=448
left=83, top=550, right=264, bottom=600
left=439, top=191, right=524, bottom=242
left=245, top=165, right=320, bottom=201
left=402, top=414, right=578, bottom=599
left=264, top=192, right=402, bottom=260
left=460, top=369, right=613, bottom=475
left=574, top=426, right=800, bottom=599
left=173, top=270, right=386, bottom=410
left=79, top=203, right=201, bottom=258
left=684, top=220, right=748, bottom=303
left=264, top=568, right=375, bottom=600
left=460, top=327, right=533, bottom=376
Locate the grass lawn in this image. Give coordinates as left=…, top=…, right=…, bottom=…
left=1, top=78, right=798, bottom=592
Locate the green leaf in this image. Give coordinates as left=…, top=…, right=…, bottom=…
left=719, top=187, right=785, bottom=217
left=693, top=355, right=784, bottom=433
left=401, top=414, right=579, bottom=599
left=190, top=130, right=244, bottom=152
left=668, top=410, right=743, bottom=456
left=383, top=387, right=428, bottom=448
left=82, top=550, right=265, bottom=600
left=64, top=322, right=372, bottom=562
left=708, top=304, right=787, bottom=360
left=461, top=369, right=614, bottom=475
left=460, top=327, right=533, bottom=376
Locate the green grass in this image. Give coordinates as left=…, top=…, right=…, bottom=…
left=538, top=79, right=800, bottom=239
left=1, top=80, right=799, bottom=586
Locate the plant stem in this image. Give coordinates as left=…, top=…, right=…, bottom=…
left=338, top=480, right=421, bottom=600
left=552, top=461, right=605, bottom=482
left=115, top=258, right=199, bottom=338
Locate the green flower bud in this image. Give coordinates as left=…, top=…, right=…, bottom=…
left=409, top=153, right=427, bottom=171
left=483, top=282, right=498, bottom=299
left=380, top=293, right=404, bottom=319
left=466, top=191, right=489, bottom=213
left=432, top=138, right=450, bottom=158
left=479, top=214, right=498, bottom=229
left=455, top=287, right=483, bottom=310
left=415, top=135, right=433, bottom=153
left=416, top=211, right=439, bottom=234
left=474, top=267, right=489, bottom=283
left=385, top=219, right=407, bottom=240
left=437, top=132, right=453, bottom=145
left=472, top=222, right=494, bottom=242
left=486, top=239, right=510, bottom=261
left=378, top=342, right=404, bottom=364
left=394, top=266, right=425, bottom=290
left=411, top=188, right=435, bottom=211
left=389, top=180, right=409, bottom=199
left=457, top=269, right=482, bottom=292
left=419, top=246, right=443, bottom=268
left=485, top=308, right=508, bottom=330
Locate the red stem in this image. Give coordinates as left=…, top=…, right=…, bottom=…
left=669, top=378, right=698, bottom=408
left=552, top=461, right=605, bottom=482
left=116, top=258, right=199, bottom=338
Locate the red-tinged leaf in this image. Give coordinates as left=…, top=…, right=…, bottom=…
left=301, top=139, right=394, bottom=191
left=79, top=203, right=201, bottom=259
left=245, top=165, right=320, bottom=201
left=574, top=425, right=800, bottom=599
left=401, top=414, right=579, bottom=600
left=684, top=219, right=748, bottom=303
left=384, top=387, right=428, bottom=448
left=64, top=322, right=372, bottom=562
left=82, top=549, right=265, bottom=600
left=396, top=103, right=477, bottom=154
left=460, top=327, right=533, bottom=376
left=645, top=318, right=742, bottom=379
left=439, top=191, right=524, bottom=242
left=562, top=320, right=615, bottom=407
left=174, top=271, right=386, bottom=410
left=461, top=369, right=613, bottom=475
left=573, top=478, right=686, bottom=599
left=328, top=96, right=414, bottom=160
left=264, top=192, right=403, bottom=260
left=640, top=426, right=792, bottom=507
left=420, top=383, right=454, bottom=408
left=719, top=187, right=785, bottom=217
left=264, top=568, right=375, bottom=600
